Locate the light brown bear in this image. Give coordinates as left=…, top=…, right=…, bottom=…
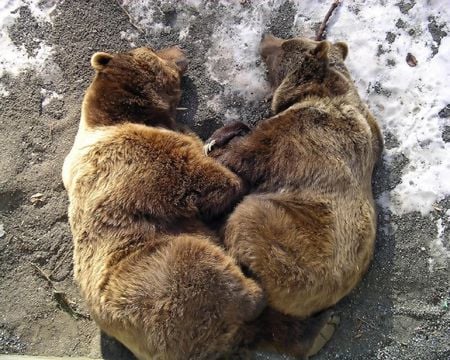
left=62, top=46, right=267, bottom=360
left=205, top=35, right=383, bottom=320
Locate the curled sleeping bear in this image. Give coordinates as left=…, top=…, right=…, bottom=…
left=206, top=34, right=383, bottom=323
left=62, top=46, right=266, bottom=360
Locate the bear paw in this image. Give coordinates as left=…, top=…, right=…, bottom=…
left=204, top=121, right=251, bottom=155
left=306, top=313, right=340, bottom=358
left=203, top=139, right=216, bottom=155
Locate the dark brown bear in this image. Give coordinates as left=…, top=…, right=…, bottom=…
left=62, top=46, right=266, bottom=360
left=206, top=34, right=383, bottom=326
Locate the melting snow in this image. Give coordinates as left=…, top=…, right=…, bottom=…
left=40, top=87, right=62, bottom=107
left=310, top=0, right=450, bottom=216
left=0, top=83, right=9, bottom=97
left=120, top=29, right=140, bottom=48
left=0, top=0, right=56, bottom=78
left=429, top=218, right=450, bottom=271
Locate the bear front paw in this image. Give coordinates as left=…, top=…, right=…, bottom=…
left=204, top=121, right=251, bottom=155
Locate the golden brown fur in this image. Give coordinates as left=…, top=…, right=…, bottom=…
left=62, top=47, right=266, bottom=360
left=206, top=35, right=383, bottom=319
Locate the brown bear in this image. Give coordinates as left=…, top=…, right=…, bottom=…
left=62, top=46, right=266, bottom=360
left=205, top=35, right=383, bottom=321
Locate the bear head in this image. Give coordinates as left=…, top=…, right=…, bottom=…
left=83, top=46, right=188, bottom=130
left=260, top=34, right=350, bottom=114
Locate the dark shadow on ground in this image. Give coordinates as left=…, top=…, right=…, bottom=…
left=101, top=332, right=136, bottom=360
left=176, top=75, right=199, bottom=129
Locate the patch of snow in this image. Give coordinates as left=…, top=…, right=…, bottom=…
left=0, top=0, right=57, bottom=78
left=206, top=96, right=243, bottom=124
left=376, top=190, right=391, bottom=212
left=0, top=83, right=10, bottom=97
left=178, top=27, right=189, bottom=41
left=204, top=1, right=282, bottom=100
left=294, top=0, right=450, bottom=215
left=429, top=218, right=449, bottom=272
left=40, top=88, right=62, bottom=107
left=120, top=29, right=139, bottom=47
left=224, top=108, right=240, bottom=122
left=26, top=0, right=57, bottom=23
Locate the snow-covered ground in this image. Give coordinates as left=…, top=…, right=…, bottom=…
left=0, top=0, right=56, bottom=77
left=0, top=0, right=60, bottom=110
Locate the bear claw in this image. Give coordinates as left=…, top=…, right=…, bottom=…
left=203, top=139, right=216, bottom=155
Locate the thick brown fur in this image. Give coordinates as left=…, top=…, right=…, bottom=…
left=62, top=47, right=266, bottom=360
left=206, top=35, right=383, bottom=321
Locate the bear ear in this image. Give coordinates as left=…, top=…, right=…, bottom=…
left=311, top=41, right=330, bottom=60
left=91, top=52, right=113, bottom=71
left=334, top=41, right=348, bottom=60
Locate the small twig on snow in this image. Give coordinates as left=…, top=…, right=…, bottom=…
left=315, top=0, right=342, bottom=41
left=115, top=0, right=145, bottom=35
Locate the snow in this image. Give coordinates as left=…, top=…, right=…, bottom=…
left=204, top=0, right=283, bottom=100
left=312, top=0, right=450, bottom=217
left=120, top=29, right=139, bottom=47
left=0, top=83, right=10, bottom=97
left=40, top=87, right=62, bottom=107
left=429, top=218, right=449, bottom=271
left=0, top=0, right=56, bottom=77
